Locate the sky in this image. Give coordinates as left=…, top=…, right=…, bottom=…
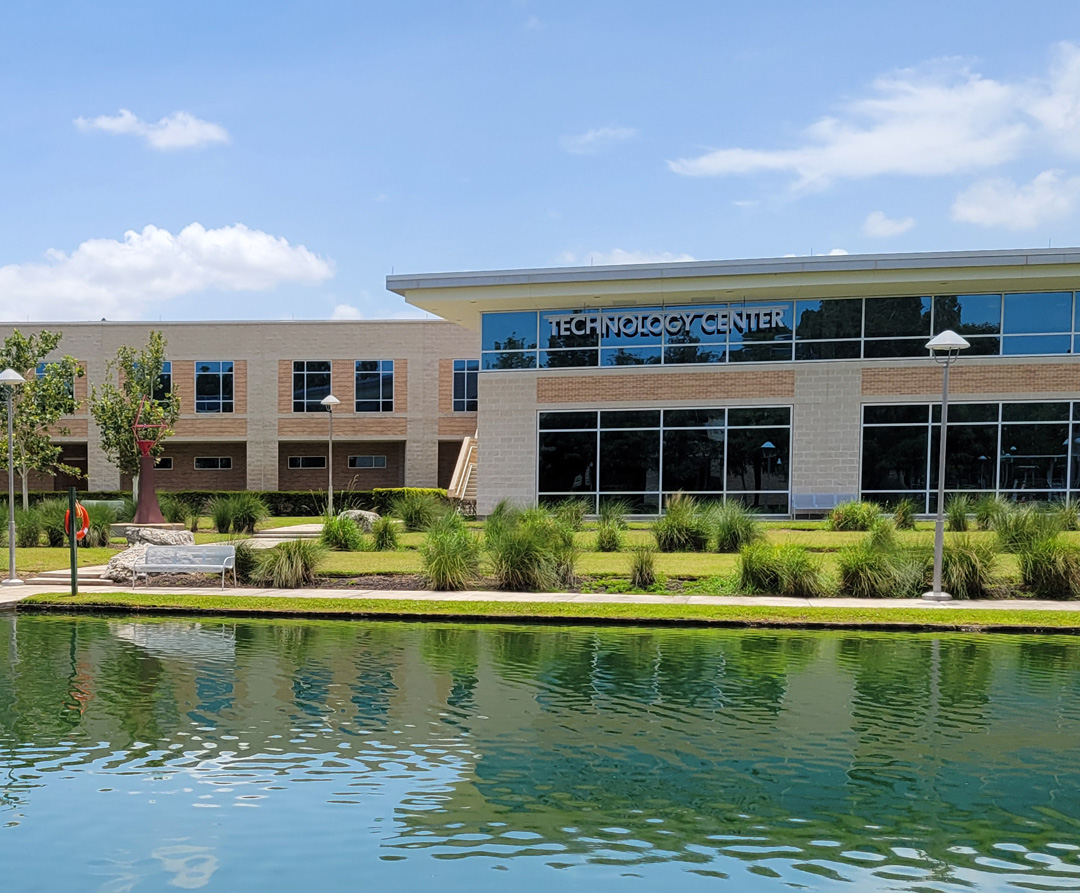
left=2, top=0, right=1080, bottom=322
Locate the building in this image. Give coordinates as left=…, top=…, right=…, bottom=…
left=389, top=247, right=1080, bottom=516
left=1, top=319, right=479, bottom=494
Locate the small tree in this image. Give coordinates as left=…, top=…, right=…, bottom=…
left=89, top=330, right=180, bottom=497
left=0, top=330, right=84, bottom=508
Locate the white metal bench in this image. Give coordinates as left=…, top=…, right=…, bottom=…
left=133, top=545, right=237, bottom=589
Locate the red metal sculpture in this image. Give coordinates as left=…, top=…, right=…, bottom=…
left=132, top=397, right=168, bottom=524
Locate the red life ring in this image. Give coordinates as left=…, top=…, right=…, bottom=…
left=65, top=504, right=91, bottom=541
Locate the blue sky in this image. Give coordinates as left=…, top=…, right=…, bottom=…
left=2, top=0, right=1080, bottom=321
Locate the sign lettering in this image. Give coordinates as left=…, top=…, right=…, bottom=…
left=546, top=307, right=787, bottom=339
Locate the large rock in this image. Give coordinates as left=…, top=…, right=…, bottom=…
left=104, top=544, right=149, bottom=583
left=338, top=509, right=381, bottom=532
left=124, top=527, right=195, bottom=546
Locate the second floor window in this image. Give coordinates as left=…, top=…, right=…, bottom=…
left=293, top=360, right=332, bottom=412
left=196, top=361, right=234, bottom=413
left=154, top=361, right=172, bottom=402
left=453, top=359, right=478, bottom=412
left=35, top=362, right=75, bottom=400
left=355, top=360, right=393, bottom=412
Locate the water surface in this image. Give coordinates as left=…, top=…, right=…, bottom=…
left=1, top=614, right=1079, bottom=891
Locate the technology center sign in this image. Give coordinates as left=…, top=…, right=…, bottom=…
left=545, top=307, right=787, bottom=339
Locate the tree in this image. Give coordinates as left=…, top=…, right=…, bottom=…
left=0, top=330, right=84, bottom=509
left=88, top=330, right=180, bottom=495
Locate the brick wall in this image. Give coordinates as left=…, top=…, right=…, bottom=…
left=862, top=361, right=1080, bottom=397
left=277, top=440, right=405, bottom=490
left=537, top=368, right=796, bottom=403
left=121, top=441, right=248, bottom=491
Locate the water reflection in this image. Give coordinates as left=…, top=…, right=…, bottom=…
left=1, top=615, right=1079, bottom=890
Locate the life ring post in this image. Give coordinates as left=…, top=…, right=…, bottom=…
left=67, top=487, right=78, bottom=597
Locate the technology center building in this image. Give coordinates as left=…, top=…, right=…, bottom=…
left=389, top=247, right=1080, bottom=517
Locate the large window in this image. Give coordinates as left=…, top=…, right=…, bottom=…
left=483, top=290, right=1080, bottom=369
left=195, top=361, right=234, bottom=413
left=293, top=360, right=331, bottom=412
left=453, top=359, right=478, bottom=412
left=288, top=456, right=326, bottom=469
left=355, top=360, right=394, bottom=412
left=194, top=456, right=232, bottom=470
left=537, top=406, right=791, bottom=514
left=861, top=401, right=1078, bottom=510
left=153, top=361, right=172, bottom=402
left=349, top=455, right=387, bottom=469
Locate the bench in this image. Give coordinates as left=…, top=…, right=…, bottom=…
left=133, top=545, right=237, bottom=589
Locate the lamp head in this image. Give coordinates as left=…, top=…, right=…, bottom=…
left=925, top=330, right=971, bottom=352
left=321, top=394, right=340, bottom=408
left=0, top=368, right=26, bottom=386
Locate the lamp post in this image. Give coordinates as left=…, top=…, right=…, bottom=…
left=922, top=330, right=970, bottom=601
left=0, top=368, right=26, bottom=586
left=321, top=394, right=340, bottom=515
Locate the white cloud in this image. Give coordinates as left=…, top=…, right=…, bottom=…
left=558, top=249, right=696, bottom=266
left=75, top=109, right=230, bottom=150
left=863, top=211, right=916, bottom=237
left=951, top=169, right=1080, bottom=230
left=827, top=248, right=850, bottom=255
left=330, top=303, right=363, bottom=320
left=669, top=43, right=1080, bottom=189
left=560, top=126, right=638, bottom=155
left=0, top=223, right=333, bottom=320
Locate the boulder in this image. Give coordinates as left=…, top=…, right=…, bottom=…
left=124, top=527, right=196, bottom=546
left=104, top=544, right=149, bottom=583
left=338, top=509, right=381, bottom=532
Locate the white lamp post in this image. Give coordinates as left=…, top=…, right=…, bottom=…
left=0, top=368, right=26, bottom=586
left=922, top=330, right=970, bottom=601
left=321, top=394, right=340, bottom=516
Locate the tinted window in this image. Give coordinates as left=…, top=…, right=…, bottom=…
left=538, top=411, right=597, bottom=430
left=864, top=296, right=931, bottom=338
left=540, top=310, right=599, bottom=349
left=600, top=410, right=660, bottom=429
left=795, top=298, right=862, bottom=340
left=538, top=431, right=597, bottom=492
left=482, top=312, right=538, bottom=351
left=1003, top=292, right=1072, bottom=334
left=664, top=409, right=725, bottom=428
left=933, top=294, right=1001, bottom=335
left=864, top=405, right=929, bottom=425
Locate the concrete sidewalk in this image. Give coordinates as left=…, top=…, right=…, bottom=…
left=4, top=579, right=1080, bottom=612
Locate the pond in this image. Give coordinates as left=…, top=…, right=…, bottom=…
left=1, top=614, right=1079, bottom=891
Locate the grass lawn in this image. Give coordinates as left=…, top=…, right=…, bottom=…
left=17, top=591, right=1080, bottom=630
left=16, top=547, right=117, bottom=574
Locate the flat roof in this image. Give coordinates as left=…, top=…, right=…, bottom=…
left=387, top=247, right=1080, bottom=329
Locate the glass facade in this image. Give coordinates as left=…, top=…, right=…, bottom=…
left=483, top=291, right=1080, bottom=370
left=861, top=401, right=1080, bottom=510
left=355, top=360, right=394, bottom=412
left=537, top=407, right=791, bottom=514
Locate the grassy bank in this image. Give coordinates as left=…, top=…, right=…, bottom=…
left=18, top=591, right=1080, bottom=631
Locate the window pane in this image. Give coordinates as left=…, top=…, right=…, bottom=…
left=598, top=307, right=663, bottom=347
left=795, top=298, right=863, bottom=340
left=600, top=347, right=663, bottom=366
left=482, top=312, right=538, bottom=351
left=195, top=373, right=220, bottom=399
left=863, top=338, right=929, bottom=358
left=1003, top=292, right=1072, bottom=334
left=795, top=341, right=861, bottom=361
left=864, top=296, right=931, bottom=338
left=600, top=493, right=659, bottom=514
left=928, top=424, right=999, bottom=490
left=727, top=492, right=789, bottom=514
left=539, top=411, right=596, bottom=430
left=945, top=403, right=999, bottom=423
left=662, top=428, right=725, bottom=491
left=664, top=409, right=725, bottom=428
left=540, top=310, right=599, bottom=349
left=861, top=426, right=928, bottom=491
left=728, top=407, right=790, bottom=427
left=483, top=351, right=537, bottom=370
left=725, top=428, right=789, bottom=491
left=864, top=404, right=929, bottom=425
left=538, top=431, right=597, bottom=492
left=1000, top=423, right=1069, bottom=490
left=1002, top=335, right=1071, bottom=355
left=1002, top=402, right=1069, bottom=422
left=540, top=350, right=598, bottom=368
left=728, top=342, right=794, bottom=363
left=663, top=345, right=725, bottom=364
left=600, top=410, right=660, bottom=429
left=958, top=336, right=1000, bottom=356
left=599, top=429, right=660, bottom=492
left=933, top=294, right=1001, bottom=335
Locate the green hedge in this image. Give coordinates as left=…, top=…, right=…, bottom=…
left=17, top=488, right=447, bottom=517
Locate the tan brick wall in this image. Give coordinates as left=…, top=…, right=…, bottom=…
left=863, top=362, right=1080, bottom=397
left=278, top=360, right=295, bottom=413
left=48, top=420, right=88, bottom=438
left=232, top=360, right=247, bottom=414
left=439, top=358, right=454, bottom=413
left=438, top=416, right=478, bottom=436
left=537, top=369, right=796, bottom=403
left=173, top=417, right=248, bottom=437
left=278, top=440, right=405, bottom=490
left=792, top=365, right=861, bottom=503
left=477, top=372, right=537, bottom=513
left=277, top=417, right=408, bottom=438
left=73, top=361, right=88, bottom=413
left=172, top=360, right=194, bottom=411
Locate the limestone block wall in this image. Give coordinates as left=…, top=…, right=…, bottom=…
left=477, top=372, right=537, bottom=514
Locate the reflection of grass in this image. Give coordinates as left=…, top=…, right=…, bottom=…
left=17, top=547, right=117, bottom=574
left=19, top=592, right=1080, bottom=630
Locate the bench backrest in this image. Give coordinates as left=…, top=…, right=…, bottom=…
left=143, top=545, right=236, bottom=564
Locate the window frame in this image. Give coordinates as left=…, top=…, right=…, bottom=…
left=354, top=360, right=394, bottom=413
left=193, top=456, right=232, bottom=471
left=452, top=359, right=479, bottom=412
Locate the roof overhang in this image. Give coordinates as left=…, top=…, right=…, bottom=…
left=386, top=247, right=1080, bottom=330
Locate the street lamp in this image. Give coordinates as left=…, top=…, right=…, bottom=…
left=922, top=330, right=970, bottom=601
left=0, top=368, right=26, bottom=586
left=321, top=394, right=340, bottom=516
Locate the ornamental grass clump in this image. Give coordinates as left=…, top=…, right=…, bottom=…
left=320, top=514, right=365, bottom=551
left=974, top=494, right=1011, bottom=531
left=207, top=496, right=235, bottom=534
left=594, top=520, right=623, bottom=552
left=33, top=498, right=66, bottom=546
left=158, top=493, right=187, bottom=525
left=837, top=542, right=901, bottom=599
left=653, top=493, right=710, bottom=552
left=552, top=497, right=590, bottom=532
left=938, top=536, right=998, bottom=600
left=421, top=512, right=481, bottom=591
left=993, top=503, right=1063, bottom=552
left=252, top=539, right=325, bottom=588
left=371, top=516, right=399, bottom=551
left=14, top=505, right=43, bottom=547
left=712, top=500, right=762, bottom=552
left=827, top=500, right=881, bottom=531
left=1048, top=500, right=1080, bottom=532
left=944, top=495, right=972, bottom=532
left=83, top=503, right=117, bottom=547
left=1018, top=536, right=1080, bottom=599
left=598, top=498, right=632, bottom=530
left=484, top=502, right=559, bottom=592
left=629, top=545, right=657, bottom=590
left=738, top=543, right=828, bottom=599
left=231, top=492, right=269, bottom=534
left=893, top=498, right=917, bottom=530
left=392, top=490, right=444, bottom=532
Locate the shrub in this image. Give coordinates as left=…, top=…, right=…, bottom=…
left=371, top=517, right=399, bottom=551
left=893, top=498, right=917, bottom=530
left=739, top=543, right=828, bottom=598
left=837, top=542, right=902, bottom=599
left=207, top=496, right=235, bottom=534
left=598, top=498, right=632, bottom=530
left=938, top=536, right=997, bottom=600
left=551, top=521, right=580, bottom=588
left=421, top=513, right=481, bottom=590
left=552, top=497, right=590, bottom=532
left=595, top=520, right=623, bottom=552
left=1048, top=500, right=1080, bottom=532
left=158, top=493, right=188, bottom=525
left=485, top=504, right=559, bottom=592
left=392, top=490, right=444, bottom=532
left=320, top=514, right=365, bottom=551
left=974, top=495, right=1011, bottom=531
left=629, top=545, right=657, bottom=589
left=1018, top=536, right=1080, bottom=599
left=34, top=499, right=67, bottom=546
left=827, top=501, right=881, bottom=531
left=944, top=495, right=971, bottom=532
left=231, top=539, right=258, bottom=585
left=713, top=501, right=763, bottom=552
left=83, top=503, right=117, bottom=547
left=653, top=493, right=710, bottom=552
left=252, top=539, right=325, bottom=588
left=116, top=498, right=137, bottom=523
left=231, top=493, right=269, bottom=534
left=994, top=503, right=1063, bottom=552
left=14, top=506, right=43, bottom=547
